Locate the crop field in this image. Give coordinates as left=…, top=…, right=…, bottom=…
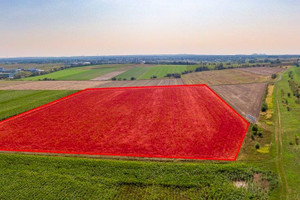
left=100, top=79, right=184, bottom=87
left=182, top=68, right=270, bottom=85
left=0, top=81, right=108, bottom=90
left=0, top=85, right=248, bottom=160
left=0, top=90, right=76, bottom=121
left=237, top=67, right=285, bottom=76
left=211, top=83, right=267, bottom=122
left=22, top=65, right=130, bottom=81
left=114, top=65, right=188, bottom=80
left=0, top=154, right=276, bottom=199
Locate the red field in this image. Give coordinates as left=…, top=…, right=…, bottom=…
left=0, top=85, right=249, bottom=160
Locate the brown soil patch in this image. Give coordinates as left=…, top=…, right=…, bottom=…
left=182, top=69, right=269, bottom=86
left=211, top=83, right=267, bottom=122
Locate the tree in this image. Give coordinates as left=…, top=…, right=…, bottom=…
left=261, top=102, right=268, bottom=112
left=130, top=77, right=136, bottom=81
left=112, top=77, right=116, bottom=81
left=271, top=74, right=277, bottom=79
left=255, top=143, right=260, bottom=149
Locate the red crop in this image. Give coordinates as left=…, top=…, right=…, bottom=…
left=0, top=85, right=249, bottom=160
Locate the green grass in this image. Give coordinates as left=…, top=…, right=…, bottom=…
left=22, top=65, right=123, bottom=81
left=0, top=154, right=277, bottom=199
left=273, top=67, right=300, bottom=199
left=115, top=65, right=188, bottom=80
left=0, top=90, right=77, bottom=120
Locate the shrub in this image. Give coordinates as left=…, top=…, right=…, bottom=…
left=261, top=102, right=268, bottom=112
left=130, top=77, right=136, bottom=81
left=255, top=143, right=260, bottom=149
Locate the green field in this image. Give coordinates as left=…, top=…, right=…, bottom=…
left=0, top=90, right=76, bottom=120
left=0, top=154, right=276, bottom=199
left=0, top=89, right=278, bottom=199
left=115, top=65, right=188, bottom=80
left=22, top=65, right=124, bottom=81
left=273, top=67, right=300, bottom=199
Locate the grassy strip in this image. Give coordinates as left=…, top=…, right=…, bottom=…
left=273, top=66, right=300, bottom=199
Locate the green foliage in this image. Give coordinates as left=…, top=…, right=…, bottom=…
left=261, top=102, right=268, bottom=112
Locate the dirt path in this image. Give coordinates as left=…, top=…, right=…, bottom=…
left=275, top=93, right=289, bottom=199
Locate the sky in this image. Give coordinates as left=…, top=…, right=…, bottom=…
left=1, top=0, right=300, bottom=57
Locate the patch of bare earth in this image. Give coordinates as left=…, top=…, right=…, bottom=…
left=182, top=69, right=269, bottom=86
left=92, top=69, right=130, bottom=81
left=211, top=83, right=267, bottom=122
left=237, top=67, right=285, bottom=76
left=0, top=81, right=109, bottom=90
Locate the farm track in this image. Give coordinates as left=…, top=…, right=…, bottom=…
left=275, top=93, right=289, bottom=199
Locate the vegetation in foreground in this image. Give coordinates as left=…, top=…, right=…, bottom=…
left=0, top=154, right=277, bottom=199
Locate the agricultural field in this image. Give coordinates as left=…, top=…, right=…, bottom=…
left=211, top=83, right=267, bottom=122
left=114, top=65, right=188, bottom=80
left=237, top=67, right=285, bottom=76
left=182, top=68, right=270, bottom=85
left=0, top=154, right=276, bottom=199
left=0, top=90, right=76, bottom=120
left=0, top=85, right=248, bottom=160
left=0, top=81, right=108, bottom=90
left=22, top=64, right=132, bottom=81
left=100, top=79, right=184, bottom=87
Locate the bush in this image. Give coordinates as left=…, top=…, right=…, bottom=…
left=271, top=74, right=277, bottom=79
left=261, top=102, right=268, bottom=112
left=252, top=125, right=258, bottom=132
left=258, top=132, right=263, bottom=138
left=255, top=143, right=260, bottom=149
left=112, top=77, right=116, bottom=81
left=130, top=77, right=136, bottom=81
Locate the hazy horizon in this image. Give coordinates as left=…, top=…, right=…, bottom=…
left=1, top=0, right=300, bottom=57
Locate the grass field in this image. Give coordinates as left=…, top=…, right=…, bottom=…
left=22, top=65, right=126, bottom=81
left=273, top=67, right=300, bottom=199
left=0, top=90, right=76, bottom=120
left=0, top=154, right=276, bottom=199
left=114, top=65, right=188, bottom=80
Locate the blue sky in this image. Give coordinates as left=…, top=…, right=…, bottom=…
left=1, top=0, right=300, bottom=57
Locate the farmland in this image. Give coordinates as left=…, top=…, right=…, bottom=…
left=114, top=65, right=188, bottom=80
left=0, top=64, right=290, bottom=199
left=0, top=85, right=248, bottom=160
left=182, top=69, right=270, bottom=85
left=22, top=65, right=132, bottom=81
left=0, top=153, right=276, bottom=199
left=0, top=90, right=76, bottom=121
left=211, top=83, right=267, bottom=122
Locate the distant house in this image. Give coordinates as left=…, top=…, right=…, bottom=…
left=0, top=73, right=12, bottom=79
left=0, top=68, right=4, bottom=72
left=27, top=68, right=44, bottom=73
